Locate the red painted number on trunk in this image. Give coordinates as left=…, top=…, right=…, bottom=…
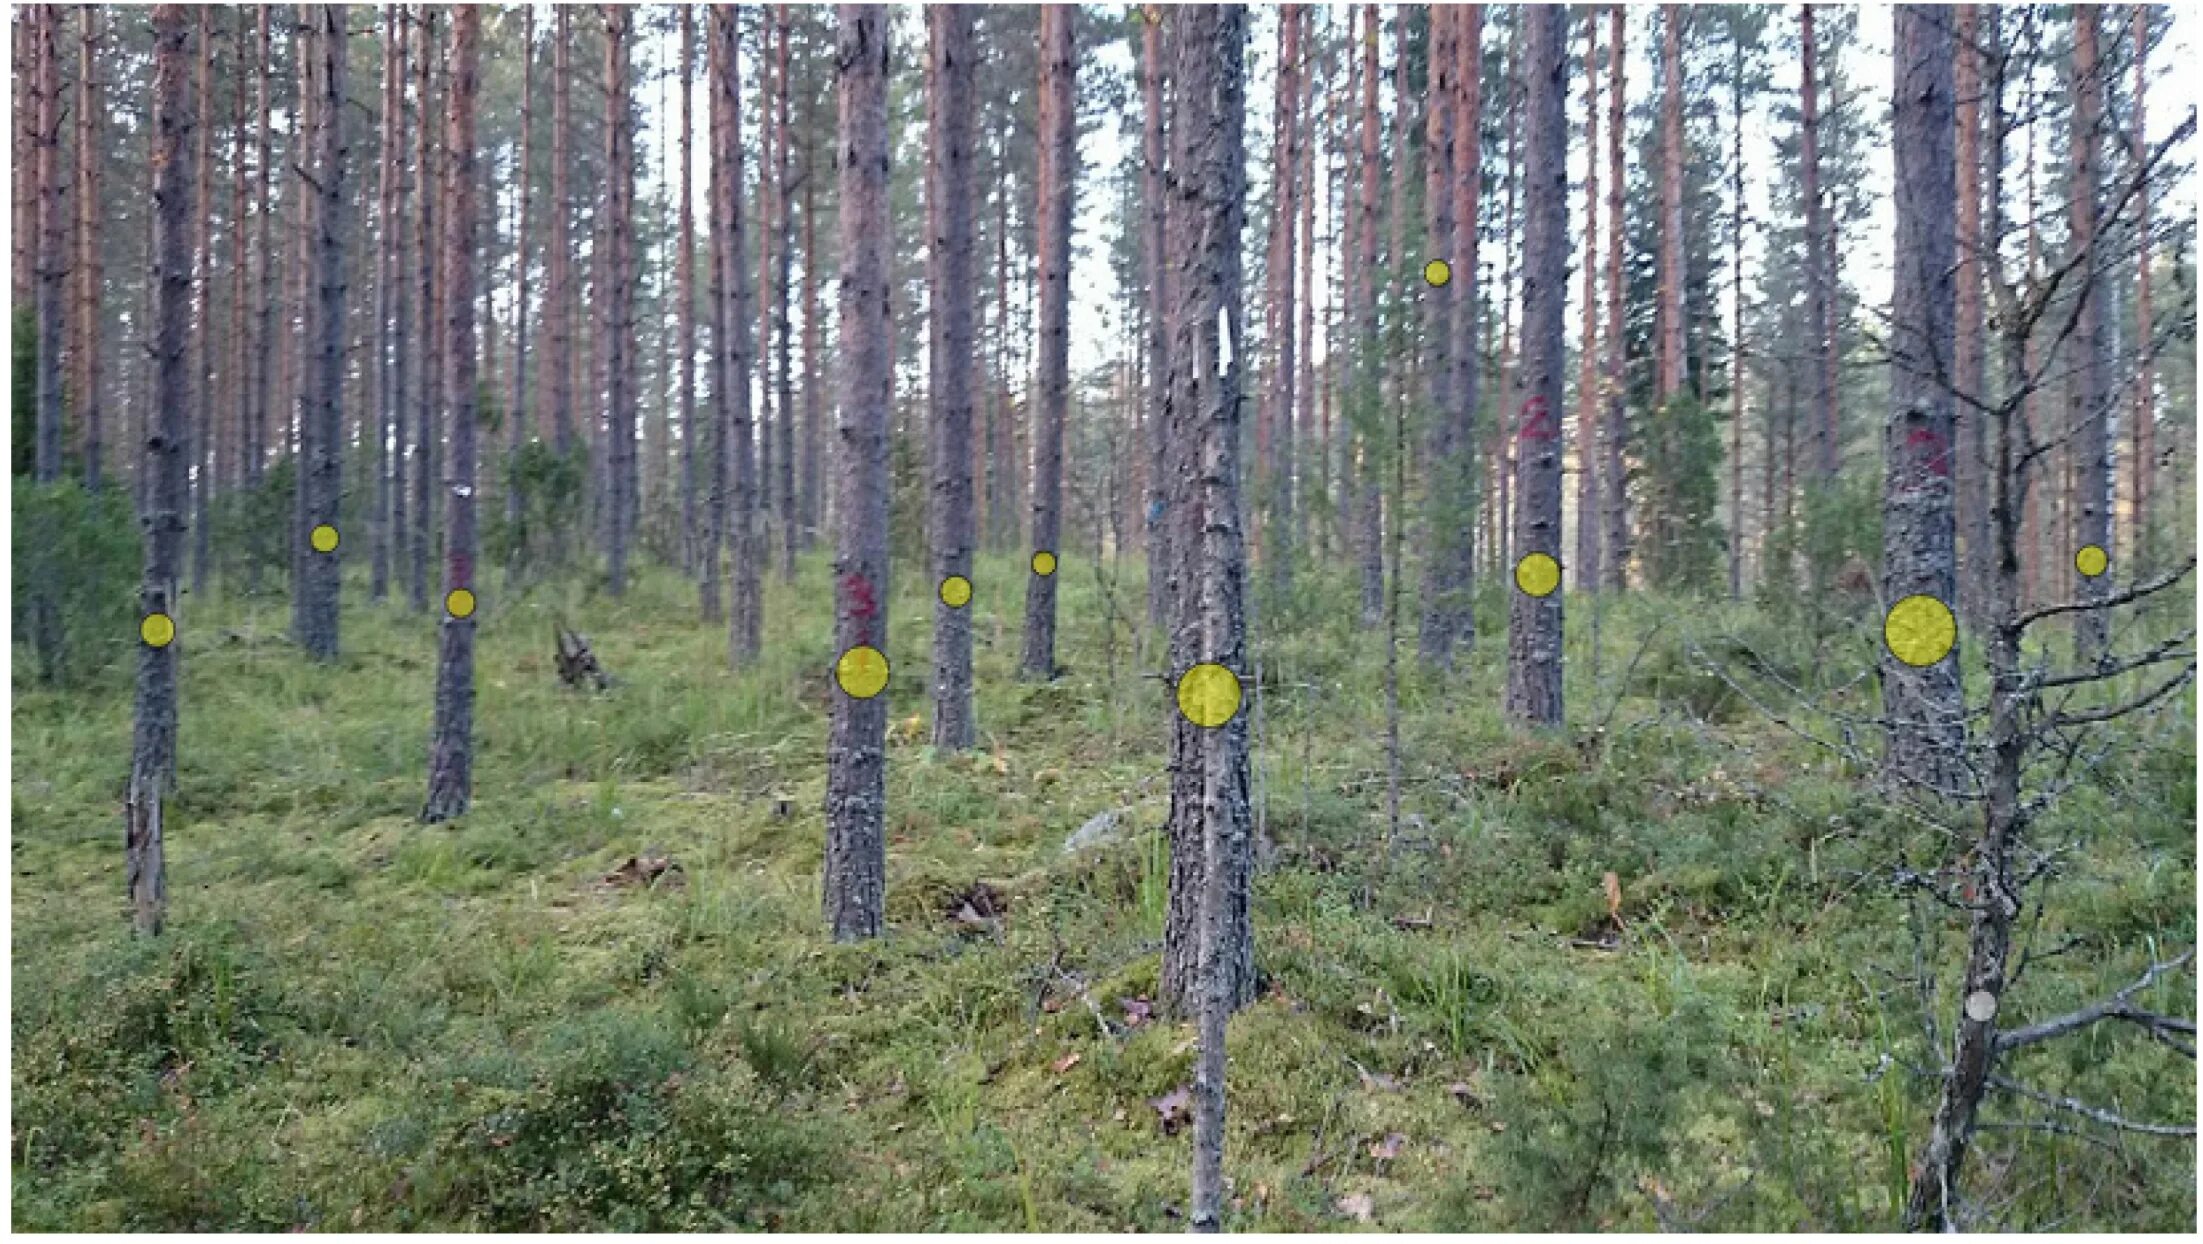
left=1906, top=424, right=1951, bottom=477
left=842, top=572, right=878, bottom=622
left=1518, top=395, right=1557, bottom=442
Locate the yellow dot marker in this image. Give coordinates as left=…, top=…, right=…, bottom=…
left=445, top=587, right=477, bottom=620
left=1176, top=662, right=1243, bottom=729
left=309, top=523, right=339, bottom=553
left=835, top=644, right=890, bottom=699
left=2075, top=544, right=2108, bottom=578
left=1423, top=258, right=1452, bottom=288
left=1884, top=594, right=1956, bottom=668
left=140, top=612, right=176, bottom=648
left=939, top=574, right=973, bottom=609
left=1514, top=552, right=1561, bottom=598
left=1031, top=550, right=1057, bottom=577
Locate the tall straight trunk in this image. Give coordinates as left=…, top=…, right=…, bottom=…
left=74, top=8, right=104, bottom=491
left=1419, top=5, right=1475, bottom=665
left=1600, top=5, right=1628, bottom=589
left=188, top=10, right=215, bottom=594
left=249, top=4, right=275, bottom=592
left=1574, top=13, right=1602, bottom=593
left=1264, top=6, right=1299, bottom=595
left=1493, top=16, right=1519, bottom=579
left=927, top=5, right=978, bottom=751
left=226, top=36, right=248, bottom=504
left=1880, top=4, right=1962, bottom=792
left=772, top=5, right=797, bottom=580
left=374, top=4, right=401, bottom=601
left=602, top=8, right=635, bottom=596
left=2129, top=6, right=2153, bottom=561
left=1727, top=23, right=1746, bottom=598
left=825, top=3, right=892, bottom=942
left=1353, top=3, right=1382, bottom=624
left=1296, top=15, right=1318, bottom=568
left=1655, top=4, right=1685, bottom=405
left=12, top=10, right=30, bottom=315
left=1801, top=6, right=1838, bottom=478
left=755, top=8, right=779, bottom=579
left=422, top=7, right=481, bottom=824
left=1504, top=5, right=1567, bottom=730
left=1142, top=10, right=1171, bottom=634
left=1952, top=5, right=1985, bottom=624
left=547, top=8, right=574, bottom=456
left=294, top=5, right=347, bottom=661
left=676, top=6, right=696, bottom=574
left=130, top=5, right=196, bottom=935
left=801, top=104, right=824, bottom=550
left=411, top=6, right=438, bottom=611
left=700, top=9, right=730, bottom=623
left=715, top=6, right=762, bottom=662
left=1153, top=10, right=1252, bottom=1228
left=508, top=6, right=535, bottom=577
left=2068, top=8, right=2111, bottom=661
left=32, top=4, right=63, bottom=486
left=1020, top=4, right=1075, bottom=681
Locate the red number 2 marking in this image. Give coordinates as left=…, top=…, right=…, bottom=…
left=1518, top=395, right=1557, bottom=442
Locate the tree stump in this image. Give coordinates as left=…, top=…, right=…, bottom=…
left=555, top=625, right=612, bottom=691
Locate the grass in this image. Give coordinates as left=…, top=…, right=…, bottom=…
left=11, top=549, right=2196, bottom=1230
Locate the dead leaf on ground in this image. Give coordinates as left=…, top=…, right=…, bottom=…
left=1051, top=1050, right=1082, bottom=1074
left=601, top=850, right=686, bottom=891
left=1120, top=996, right=1153, bottom=1028
left=1369, top=1132, right=1406, bottom=1160
left=1335, top=1192, right=1375, bottom=1223
left=1151, top=1084, right=1192, bottom=1134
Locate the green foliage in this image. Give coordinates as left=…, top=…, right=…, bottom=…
left=1758, top=474, right=1882, bottom=633
left=11, top=478, right=139, bottom=684
left=491, top=441, right=587, bottom=576
left=1636, top=394, right=1727, bottom=592
left=208, top=456, right=296, bottom=590
left=13, top=306, right=36, bottom=478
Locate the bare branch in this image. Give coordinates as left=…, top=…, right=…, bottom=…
left=2013, top=557, right=2195, bottom=634
left=1995, top=950, right=2195, bottom=1054
left=1985, top=1074, right=2197, bottom=1138
left=2027, top=630, right=2196, bottom=692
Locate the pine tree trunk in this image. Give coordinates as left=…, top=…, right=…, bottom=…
left=1296, top=19, right=1319, bottom=571
left=373, top=4, right=401, bottom=601
left=1727, top=24, right=1746, bottom=599
left=422, top=6, right=480, bottom=825
left=1954, top=5, right=1986, bottom=625
left=548, top=8, right=573, bottom=458
left=249, top=5, right=275, bottom=590
left=927, top=5, right=978, bottom=752
left=717, top=6, right=762, bottom=663
left=825, top=3, right=892, bottom=943
left=1020, top=5, right=1075, bottom=682
left=190, top=9, right=213, bottom=595
left=700, top=8, right=730, bottom=625
left=801, top=95, right=824, bottom=552
left=1503, top=4, right=1567, bottom=730
left=602, top=8, right=635, bottom=597
left=32, top=5, right=63, bottom=488
left=1419, top=5, right=1476, bottom=666
left=508, top=6, right=535, bottom=580
left=1880, top=3, right=1963, bottom=795
left=2068, top=8, right=2111, bottom=662
left=772, top=5, right=797, bottom=581
left=674, top=6, right=696, bottom=576
left=12, top=10, right=30, bottom=317
left=1575, top=13, right=1603, bottom=595
left=411, top=7, right=439, bottom=611
left=1656, top=5, right=1685, bottom=407
left=75, top=8, right=104, bottom=492
left=2129, top=7, right=2153, bottom=564
left=1353, top=3, right=1382, bottom=625
left=294, top=5, right=346, bottom=662
left=1600, top=5, right=1629, bottom=590
left=1265, top=7, right=1299, bottom=596
left=1801, top=6, right=1838, bottom=479
left=130, top=4, right=196, bottom=935
left=1142, top=9, right=1171, bottom=636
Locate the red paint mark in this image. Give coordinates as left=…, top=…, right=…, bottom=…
left=449, top=552, right=473, bottom=588
left=842, top=572, right=878, bottom=621
left=1906, top=425, right=1951, bottom=477
left=1517, top=394, right=1557, bottom=442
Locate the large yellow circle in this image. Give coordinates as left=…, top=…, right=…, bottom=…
left=1514, top=552, right=1561, bottom=598
left=836, top=644, right=890, bottom=699
left=445, top=587, right=477, bottom=620
left=1031, top=550, right=1057, bottom=577
left=1884, top=594, right=1957, bottom=668
left=140, top=612, right=176, bottom=648
left=1176, top=662, right=1243, bottom=729
left=939, top=575, right=973, bottom=609
left=309, top=523, right=340, bottom=553
left=2075, top=544, right=2109, bottom=578
left=1423, top=258, right=1452, bottom=288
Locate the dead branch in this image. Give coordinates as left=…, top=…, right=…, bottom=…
left=1995, top=950, right=2195, bottom=1055
left=1985, top=1073, right=2198, bottom=1138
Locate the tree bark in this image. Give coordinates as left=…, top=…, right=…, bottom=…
left=422, top=6, right=480, bottom=825
left=508, top=5, right=535, bottom=580
left=1727, top=22, right=1747, bottom=599
left=74, top=8, right=104, bottom=492
left=1353, top=3, right=1382, bottom=625
left=32, top=4, right=63, bottom=487
left=547, top=7, right=574, bottom=457
left=1601, top=4, right=1629, bottom=590
left=1880, top=3, right=1963, bottom=795
left=927, top=5, right=978, bottom=752
left=294, top=5, right=346, bottom=662
left=412, top=6, right=439, bottom=612
left=249, top=4, right=275, bottom=590
left=1142, top=8, right=1171, bottom=636
left=1656, top=5, right=1685, bottom=406
left=601, top=7, right=635, bottom=596
left=1020, top=4, right=1076, bottom=682
left=2129, top=7, right=2153, bottom=564
left=800, top=80, right=825, bottom=551
left=1420, top=5, right=1478, bottom=665
left=1801, top=6, right=1839, bottom=478
left=1576, top=13, right=1603, bottom=595
left=1954, top=5, right=1986, bottom=626
left=1264, top=6, right=1300, bottom=596
left=675, top=6, right=696, bottom=576
left=715, top=6, right=761, bottom=664
left=700, top=9, right=730, bottom=624
left=190, top=9, right=215, bottom=594
left=2068, top=7, right=2111, bottom=662
left=825, top=4, right=892, bottom=942
left=772, top=5, right=797, bottom=581
left=374, top=4, right=401, bottom=601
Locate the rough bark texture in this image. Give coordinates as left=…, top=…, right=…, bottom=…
left=1954, top=5, right=1986, bottom=625
left=1142, top=11, right=1171, bottom=636
left=74, top=7, right=104, bottom=491
left=771, top=5, right=797, bottom=581
left=1265, top=6, right=1300, bottom=595
left=411, top=7, right=438, bottom=611
left=1601, top=5, right=1629, bottom=590
left=2068, top=8, right=2111, bottom=662
left=294, top=5, right=347, bottom=662
left=1416, top=7, right=1464, bottom=665
left=2129, top=7, right=2153, bottom=562
left=129, top=5, right=195, bottom=935
left=601, top=8, right=636, bottom=596
left=31, top=5, right=63, bottom=486
left=700, top=13, right=729, bottom=624
left=1880, top=3, right=1963, bottom=795
left=508, top=5, right=535, bottom=579
left=800, top=106, right=824, bottom=551
left=1020, top=5, right=1075, bottom=682
left=190, top=9, right=214, bottom=593
left=1727, top=24, right=1745, bottom=598
left=1353, top=4, right=1382, bottom=625
left=1801, top=6, right=1838, bottom=478
left=927, top=5, right=977, bottom=752
left=547, top=8, right=574, bottom=456
left=1151, top=10, right=1252, bottom=1229
left=1656, top=5, right=1685, bottom=405
left=1576, top=13, right=1603, bottom=594
left=1503, top=5, right=1567, bottom=731
left=249, top=5, right=274, bottom=588
left=422, top=7, right=480, bottom=825
left=373, top=5, right=400, bottom=600
left=676, top=7, right=696, bottom=575
left=718, top=7, right=761, bottom=665
left=825, top=4, right=892, bottom=943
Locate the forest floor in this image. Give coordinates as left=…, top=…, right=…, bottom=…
left=11, top=553, right=2196, bottom=1230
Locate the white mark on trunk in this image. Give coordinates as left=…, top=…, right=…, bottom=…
left=1963, top=989, right=1998, bottom=1024
left=1217, top=305, right=1233, bottom=373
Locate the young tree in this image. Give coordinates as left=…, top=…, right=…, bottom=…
left=825, top=3, right=892, bottom=941
left=294, top=4, right=347, bottom=662
left=1600, top=4, right=1629, bottom=590
left=1020, top=4, right=1076, bottom=682
left=927, top=5, right=978, bottom=752
left=1503, top=5, right=1567, bottom=730
left=422, top=5, right=481, bottom=825
left=601, top=7, right=636, bottom=596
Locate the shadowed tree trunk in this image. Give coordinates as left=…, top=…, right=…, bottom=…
left=130, top=5, right=198, bottom=934
left=27, top=5, right=63, bottom=678
left=601, top=7, right=636, bottom=597
left=412, top=6, right=439, bottom=612
left=548, top=8, right=573, bottom=459
left=1601, top=4, right=1629, bottom=590
left=825, top=4, right=891, bottom=942
left=2128, top=6, right=2153, bottom=563
left=1880, top=2, right=1962, bottom=795
left=1142, top=7, right=1170, bottom=636
left=2068, top=7, right=2110, bottom=662
left=676, top=6, right=696, bottom=575
left=508, top=5, right=534, bottom=580
left=1954, top=4, right=1986, bottom=625
left=374, top=4, right=401, bottom=601
left=1420, top=5, right=1478, bottom=666
left=249, top=5, right=275, bottom=590
left=294, top=4, right=346, bottom=662
left=1505, top=4, right=1566, bottom=730
left=1264, top=6, right=1299, bottom=596
left=772, top=5, right=797, bottom=582
left=189, top=9, right=214, bottom=595
left=1801, top=6, right=1838, bottom=479
left=927, top=5, right=978, bottom=752
left=1576, top=13, right=1603, bottom=594
left=1354, top=3, right=1382, bottom=624
left=74, top=7, right=104, bottom=492
left=1727, top=19, right=1746, bottom=598
left=422, top=5, right=480, bottom=825
left=1656, top=4, right=1685, bottom=408
left=1021, top=4, right=1075, bottom=682
left=800, top=85, right=824, bottom=552
left=715, top=5, right=761, bottom=664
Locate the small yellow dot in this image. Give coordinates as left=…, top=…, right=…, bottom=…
left=1176, top=662, right=1243, bottom=729
left=140, top=612, right=176, bottom=648
left=2074, top=544, right=2108, bottom=578
left=445, top=587, right=477, bottom=620
left=1514, top=552, right=1561, bottom=598
left=835, top=644, right=890, bottom=699
left=1031, top=550, right=1058, bottom=577
left=309, top=523, right=339, bottom=553
left=939, top=575, right=973, bottom=609
left=1884, top=594, right=1957, bottom=668
left=1423, top=259, right=1452, bottom=288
